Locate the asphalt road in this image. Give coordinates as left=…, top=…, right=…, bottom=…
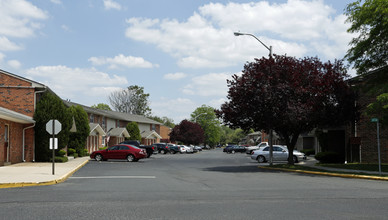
left=1, top=149, right=388, bottom=220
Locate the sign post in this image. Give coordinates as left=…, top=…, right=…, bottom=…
left=46, top=119, right=62, bottom=175
left=371, top=118, right=381, bottom=175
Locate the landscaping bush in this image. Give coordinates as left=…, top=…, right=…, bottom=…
left=315, top=152, right=344, bottom=163
left=78, top=148, right=89, bottom=157
left=52, top=156, right=68, bottom=163
left=301, top=149, right=315, bottom=156
left=73, top=153, right=78, bottom=158
left=68, top=148, right=76, bottom=156
left=56, top=150, right=66, bottom=157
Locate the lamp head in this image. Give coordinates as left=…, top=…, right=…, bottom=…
left=234, top=32, right=243, bottom=36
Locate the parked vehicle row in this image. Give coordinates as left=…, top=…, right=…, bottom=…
left=223, top=145, right=247, bottom=154
left=250, top=145, right=306, bottom=163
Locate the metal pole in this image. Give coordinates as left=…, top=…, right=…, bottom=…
left=377, top=120, right=381, bottom=175
left=269, top=129, right=273, bottom=165
left=52, top=120, right=55, bottom=175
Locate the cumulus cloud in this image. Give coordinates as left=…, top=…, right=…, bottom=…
left=7, top=60, right=21, bottom=69
left=0, top=0, right=48, bottom=38
left=103, top=0, right=122, bottom=10
left=125, top=0, right=352, bottom=68
left=50, top=0, right=62, bottom=4
left=183, top=72, right=235, bottom=97
left=164, top=72, right=187, bottom=80
left=151, top=97, right=197, bottom=123
left=88, top=54, right=159, bottom=69
left=25, top=65, right=128, bottom=103
left=0, top=36, right=23, bottom=51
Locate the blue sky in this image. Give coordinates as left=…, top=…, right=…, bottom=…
left=0, top=0, right=356, bottom=124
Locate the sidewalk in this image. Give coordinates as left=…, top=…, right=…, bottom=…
left=0, top=157, right=90, bottom=188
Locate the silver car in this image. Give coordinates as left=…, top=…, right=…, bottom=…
left=250, top=145, right=306, bottom=163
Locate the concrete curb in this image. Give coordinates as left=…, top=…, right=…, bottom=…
left=0, top=159, right=89, bottom=189
left=260, top=166, right=388, bottom=181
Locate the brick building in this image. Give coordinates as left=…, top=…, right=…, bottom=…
left=0, top=69, right=46, bottom=166
left=347, top=67, right=388, bottom=163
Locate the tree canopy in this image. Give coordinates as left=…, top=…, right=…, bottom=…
left=34, top=92, right=72, bottom=161
left=148, top=115, right=175, bottom=128
left=68, top=105, right=90, bottom=155
left=345, top=0, right=388, bottom=73
left=217, top=55, right=357, bottom=164
left=191, top=105, right=221, bottom=147
left=126, top=121, right=141, bottom=141
left=169, top=120, right=204, bottom=145
left=109, top=85, right=151, bottom=116
left=91, top=103, right=112, bottom=111
left=366, top=93, right=388, bottom=128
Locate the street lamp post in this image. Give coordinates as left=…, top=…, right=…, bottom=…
left=234, top=31, right=274, bottom=165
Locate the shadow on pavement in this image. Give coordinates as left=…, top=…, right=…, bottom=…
left=203, top=165, right=283, bottom=173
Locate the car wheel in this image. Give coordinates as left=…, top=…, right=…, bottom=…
left=161, top=149, right=166, bottom=154
left=147, top=153, right=151, bottom=158
left=95, top=154, right=103, bottom=161
left=127, top=154, right=135, bottom=162
left=293, top=155, right=298, bottom=163
left=257, top=155, right=266, bottom=163
left=231, top=150, right=235, bottom=154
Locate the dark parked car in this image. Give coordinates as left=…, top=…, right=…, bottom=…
left=168, top=144, right=181, bottom=154
left=225, top=145, right=246, bottom=154
left=152, top=143, right=170, bottom=154
left=90, top=144, right=147, bottom=162
left=120, top=140, right=157, bottom=158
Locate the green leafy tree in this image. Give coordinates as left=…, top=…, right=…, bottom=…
left=366, top=93, right=388, bottom=127
left=345, top=0, right=388, bottom=73
left=126, top=121, right=141, bottom=141
left=148, top=115, right=175, bottom=128
left=68, top=105, right=90, bottom=155
left=34, top=92, right=71, bottom=161
left=91, top=103, right=112, bottom=111
left=191, top=105, right=221, bottom=147
left=109, top=85, right=151, bottom=116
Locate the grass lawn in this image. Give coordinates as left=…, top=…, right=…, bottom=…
left=269, top=164, right=388, bottom=177
left=317, top=163, right=388, bottom=172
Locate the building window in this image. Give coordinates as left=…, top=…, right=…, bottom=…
left=152, top=124, right=156, bottom=131
left=90, top=114, right=94, bottom=123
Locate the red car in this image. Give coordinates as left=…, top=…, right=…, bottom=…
left=90, top=144, right=147, bottom=162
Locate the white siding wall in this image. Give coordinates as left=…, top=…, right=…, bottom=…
left=106, top=118, right=116, bottom=131
left=138, top=123, right=150, bottom=132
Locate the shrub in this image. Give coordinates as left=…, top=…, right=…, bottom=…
left=99, top=147, right=107, bottom=150
left=315, top=152, right=344, bottom=163
left=68, top=148, right=76, bottom=156
left=78, top=148, right=89, bottom=157
left=73, top=153, right=78, bottom=158
left=301, top=149, right=315, bottom=156
left=56, top=150, right=66, bottom=157
left=52, top=156, right=68, bottom=163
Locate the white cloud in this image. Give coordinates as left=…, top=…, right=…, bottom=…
left=0, top=52, right=5, bottom=63
left=183, top=72, right=234, bottom=97
left=88, top=54, right=158, bottom=69
left=151, top=97, right=197, bottom=123
left=7, top=59, right=21, bottom=69
left=103, top=0, right=122, bottom=11
left=61, top=25, right=71, bottom=32
left=0, top=36, right=23, bottom=51
left=125, top=0, right=352, bottom=68
left=164, top=72, right=187, bottom=80
left=25, top=65, right=128, bottom=102
left=0, top=0, right=48, bottom=38
left=50, top=0, right=62, bottom=4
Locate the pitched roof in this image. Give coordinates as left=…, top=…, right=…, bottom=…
left=107, top=127, right=130, bottom=137
left=89, top=123, right=106, bottom=136
left=64, top=101, right=162, bottom=125
left=141, top=130, right=162, bottom=139
left=0, top=107, right=35, bottom=124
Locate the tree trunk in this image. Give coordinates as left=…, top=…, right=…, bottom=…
left=287, top=133, right=300, bottom=165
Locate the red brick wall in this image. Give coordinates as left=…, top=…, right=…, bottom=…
left=0, top=73, right=35, bottom=117
left=0, top=119, right=34, bottom=165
